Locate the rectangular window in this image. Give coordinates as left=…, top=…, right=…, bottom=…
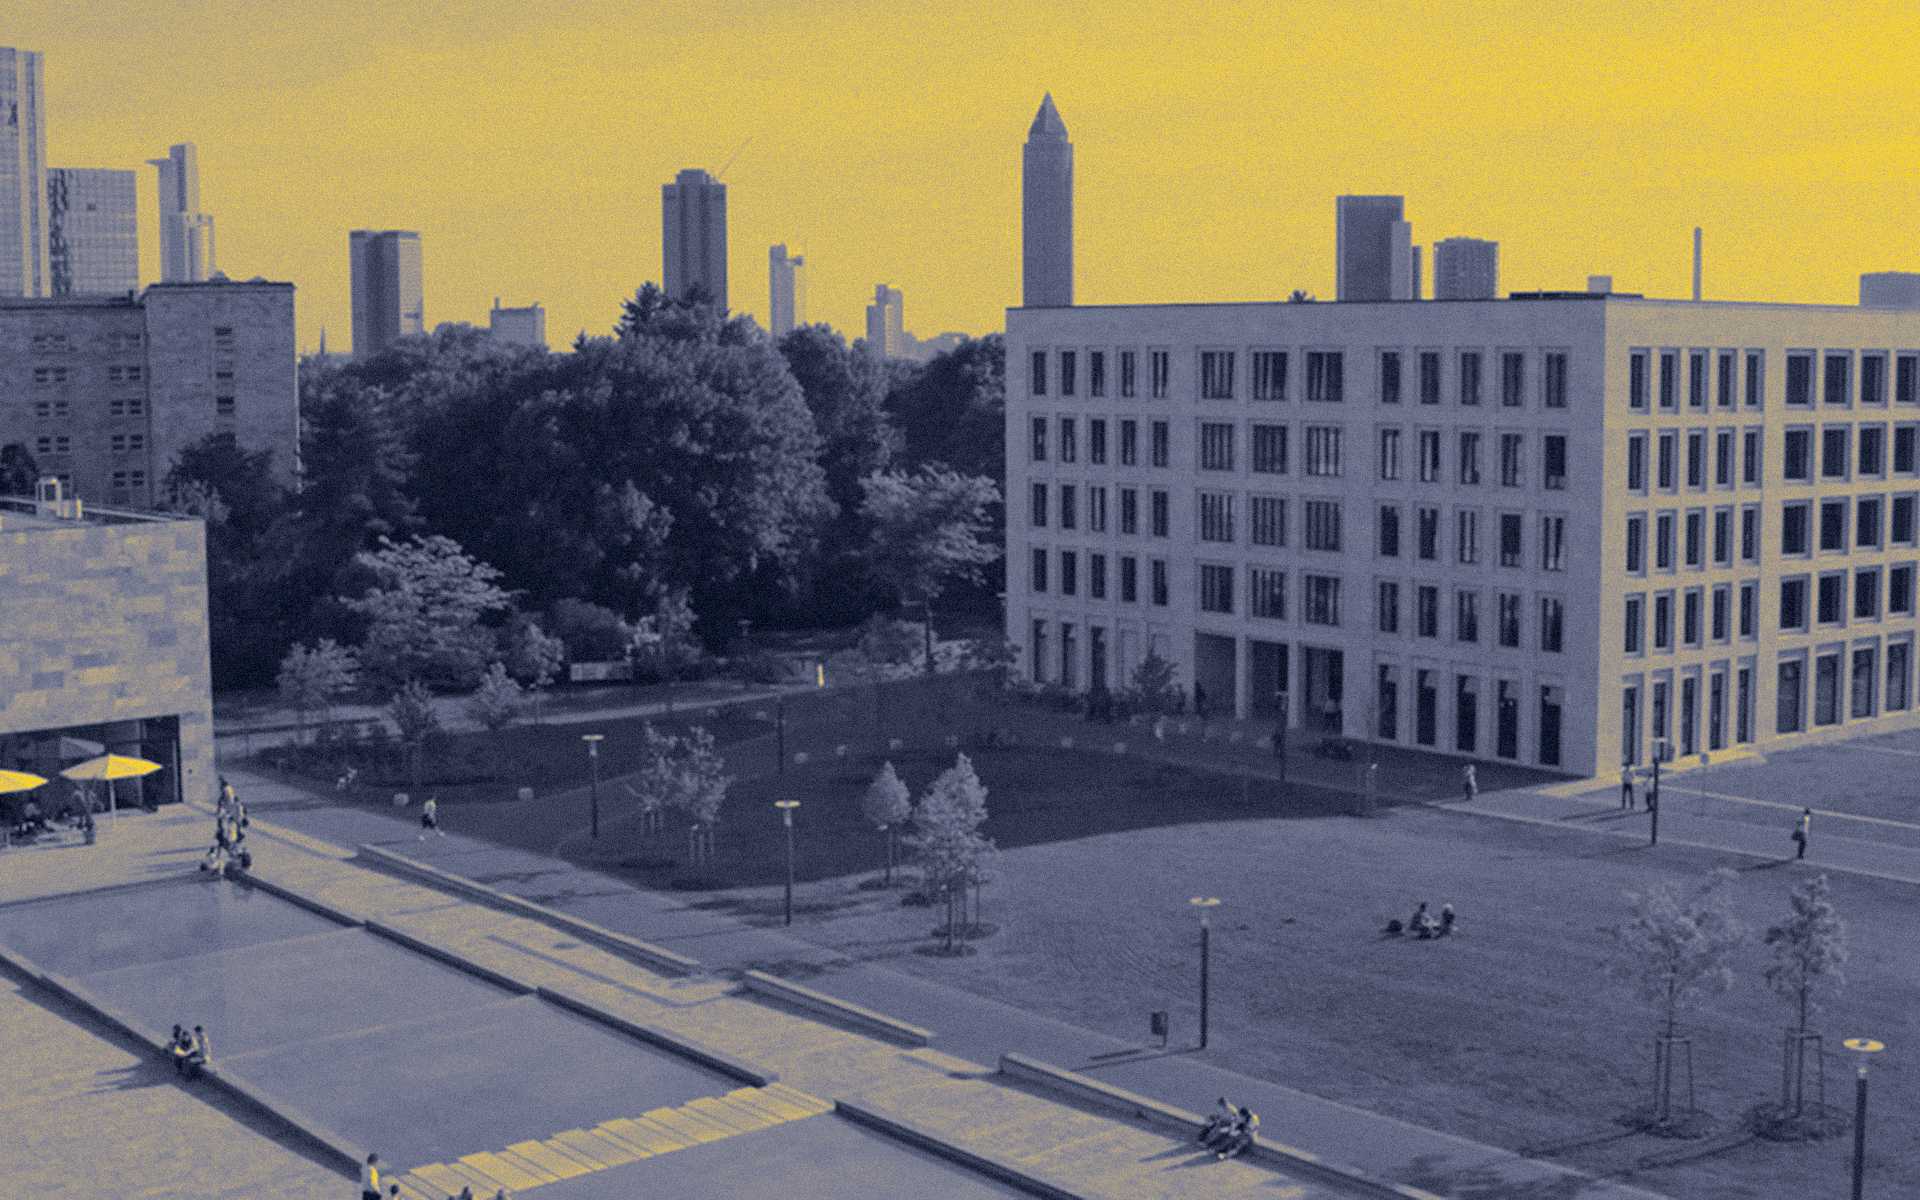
left=1089, top=486, right=1108, bottom=532
left=1379, top=351, right=1402, bottom=404
left=1858, top=496, right=1884, bottom=549
left=1502, top=432, right=1525, bottom=487
left=1459, top=351, right=1482, bottom=406
left=1713, top=507, right=1732, bottom=565
left=1682, top=589, right=1701, bottom=646
left=1657, top=431, right=1676, bottom=489
left=1684, top=510, right=1704, bottom=567
left=1030, top=417, right=1047, bottom=462
left=1863, top=353, right=1888, bottom=406
left=1625, top=595, right=1645, bottom=653
left=1059, top=483, right=1077, bottom=529
left=1711, top=584, right=1730, bottom=641
left=1304, top=499, right=1342, bottom=551
left=1542, top=434, right=1567, bottom=490
left=1030, top=351, right=1047, bottom=395
left=1780, top=577, right=1808, bottom=630
left=1894, top=495, right=1917, bottom=545
left=1786, top=352, right=1814, bottom=406
left=1891, top=641, right=1912, bottom=711
left=1814, top=652, right=1840, bottom=726
left=1715, top=430, right=1733, bottom=486
left=1200, top=350, right=1235, bottom=399
left=1861, top=425, right=1886, bottom=476
left=1688, top=350, right=1707, bottom=409
left=1251, top=495, right=1287, bottom=547
left=1377, top=504, right=1401, bottom=558
left=1059, top=417, right=1077, bottom=463
left=1898, top=425, right=1918, bottom=474
left=1456, top=677, right=1480, bottom=753
left=1252, top=423, right=1289, bottom=474
left=1742, top=504, right=1759, bottom=561
left=1456, top=509, right=1479, bottom=564
left=1778, top=658, right=1805, bottom=733
left=1199, top=563, right=1234, bottom=613
left=1084, top=420, right=1109, bottom=470
left=1119, top=350, right=1137, bottom=398
left=1378, top=427, right=1402, bottom=480
left=1151, top=420, right=1169, bottom=467
left=1377, top=580, right=1400, bottom=634
left=1893, top=565, right=1917, bottom=616
left=1626, top=514, right=1646, bottom=572
left=1819, top=498, right=1848, bottom=552
left=1198, top=490, right=1235, bottom=542
left=1686, top=430, right=1705, bottom=488
left=1659, top=350, right=1679, bottom=410
left=1540, top=596, right=1564, bottom=653
left=1500, top=512, right=1523, bottom=568
left=1653, top=592, right=1673, bottom=650
left=1151, top=490, right=1169, bottom=537
left=1151, top=559, right=1169, bottom=605
left=1629, top=350, right=1650, bottom=410
left=1457, top=431, right=1481, bottom=485
left=1089, top=553, right=1107, bottom=599
left=1304, top=426, right=1343, bottom=476
left=1119, top=488, right=1138, bottom=534
left=1740, top=580, right=1757, bottom=637
left=1455, top=590, right=1480, bottom=643
left=1252, top=350, right=1288, bottom=401
left=1501, top=351, right=1526, bottom=407
left=1544, top=351, right=1568, bottom=409
left=1497, top=592, right=1522, bottom=648
left=1150, top=350, right=1170, bottom=399
left=1030, top=482, right=1048, bottom=527
left=1716, top=350, right=1736, bottom=409
left=1419, top=351, right=1441, bottom=405
left=1822, top=426, right=1849, bottom=479
left=1304, top=574, right=1341, bottom=625
left=1856, top=567, right=1881, bottom=620
left=1742, top=428, right=1761, bottom=484
left=1540, top=515, right=1566, bottom=571
left=1784, top=428, right=1812, bottom=481
left=1825, top=352, right=1852, bottom=406
left=1417, top=506, right=1440, bottom=561
left=1088, top=351, right=1106, bottom=397
left=1305, top=351, right=1344, bottom=402
left=1417, top=430, right=1441, bottom=482
left=1899, top=353, right=1919, bottom=406
left=1199, top=422, right=1235, bottom=471
left=1656, top=512, right=1676, bottom=569
left=1746, top=350, right=1765, bottom=407
left=1119, top=419, right=1137, bottom=465
left=1030, top=547, right=1047, bottom=592
left=1251, top=568, right=1287, bottom=620
left=1627, top=433, right=1646, bottom=491
left=1060, top=350, right=1077, bottom=396
left=1120, top=556, right=1138, bottom=602
left=1416, top=585, right=1439, bottom=638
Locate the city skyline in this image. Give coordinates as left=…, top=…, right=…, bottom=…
left=10, top=4, right=1920, bottom=350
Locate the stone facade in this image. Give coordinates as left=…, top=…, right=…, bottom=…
left=0, top=511, right=213, bottom=806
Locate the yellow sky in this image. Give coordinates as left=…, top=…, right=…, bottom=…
left=14, top=0, right=1920, bottom=352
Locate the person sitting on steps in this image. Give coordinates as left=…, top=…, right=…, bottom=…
left=1215, top=1106, right=1258, bottom=1160
left=1197, top=1097, right=1236, bottom=1147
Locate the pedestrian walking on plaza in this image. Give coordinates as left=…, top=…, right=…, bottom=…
left=419, top=795, right=442, bottom=839
left=1461, top=763, right=1478, bottom=803
left=218, top=776, right=236, bottom=818
left=1793, top=807, right=1812, bottom=860
left=1619, top=764, right=1635, bottom=810
left=360, top=1152, right=382, bottom=1200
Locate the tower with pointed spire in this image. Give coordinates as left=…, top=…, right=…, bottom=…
left=1022, top=93, right=1073, bottom=307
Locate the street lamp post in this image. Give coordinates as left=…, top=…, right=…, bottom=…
left=775, top=800, right=801, bottom=926
left=1844, top=1038, right=1884, bottom=1200
left=582, top=734, right=605, bottom=839
left=1190, top=896, right=1221, bottom=1049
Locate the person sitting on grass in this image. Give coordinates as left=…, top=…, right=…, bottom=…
left=1215, top=1107, right=1258, bottom=1160
left=1437, top=904, right=1456, bottom=937
left=1197, top=1097, right=1236, bottom=1147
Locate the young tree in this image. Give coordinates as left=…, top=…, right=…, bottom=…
left=626, top=723, right=681, bottom=836
left=503, top=617, right=565, bottom=720
left=276, top=639, right=360, bottom=741
left=861, top=466, right=1001, bottom=668
left=908, top=754, right=994, bottom=952
left=1764, top=874, right=1849, bottom=1115
left=1608, top=869, right=1745, bottom=1123
left=466, top=662, right=525, bottom=765
left=386, top=680, right=442, bottom=793
left=344, top=534, right=513, bottom=691
left=662, top=725, right=730, bottom=866
left=861, top=761, right=913, bottom=885
left=1127, top=650, right=1181, bottom=715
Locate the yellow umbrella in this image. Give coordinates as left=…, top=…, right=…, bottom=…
left=60, top=754, right=162, bottom=825
left=0, top=770, right=48, bottom=795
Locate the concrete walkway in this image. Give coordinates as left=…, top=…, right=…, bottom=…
left=225, top=764, right=1670, bottom=1200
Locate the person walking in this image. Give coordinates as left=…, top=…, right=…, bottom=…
left=360, top=1153, right=382, bottom=1200
left=419, top=795, right=442, bottom=839
left=217, top=776, right=236, bottom=820
left=1461, top=763, right=1478, bottom=803
left=1793, top=807, right=1812, bottom=860
left=1619, top=764, right=1635, bottom=810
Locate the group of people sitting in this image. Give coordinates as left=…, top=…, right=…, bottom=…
left=168, top=1024, right=210, bottom=1079
left=1196, top=1097, right=1259, bottom=1160
left=1385, top=902, right=1457, bottom=939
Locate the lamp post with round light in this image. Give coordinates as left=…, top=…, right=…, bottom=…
left=775, top=800, right=801, bottom=926
left=582, top=734, right=605, bottom=839
left=1190, top=896, right=1221, bottom=1049
left=1844, top=1037, right=1884, bottom=1200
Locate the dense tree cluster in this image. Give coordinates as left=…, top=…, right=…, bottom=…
left=162, top=289, right=1005, bottom=691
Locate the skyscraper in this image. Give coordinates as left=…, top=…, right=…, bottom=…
left=1432, top=237, right=1500, bottom=300
left=865, top=284, right=905, bottom=358
left=663, top=168, right=727, bottom=308
left=0, top=47, right=49, bottom=297
left=768, top=243, right=804, bottom=336
left=148, top=143, right=216, bottom=283
left=47, top=168, right=137, bottom=296
left=348, top=229, right=423, bottom=359
left=1335, top=195, right=1414, bottom=301
left=1022, top=93, right=1073, bottom=307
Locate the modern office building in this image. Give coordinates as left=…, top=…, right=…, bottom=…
left=865, top=284, right=906, bottom=358
left=1433, top=237, right=1500, bottom=301
left=769, top=243, right=804, bottom=336
left=663, top=168, right=727, bottom=308
left=0, top=47, right=49, bottom=298
left=0, top=485, right=213, bottom=811
left=1007, top=294, right=1920, bottom=777
left=1022, top=94, right=1074, bottom=308
left=0, top=278, right=299, bottom=506
left=1335, top=196, right=1414, bottom=302
left=148, top=143, right=216, bottom=284
left=1860, top=272, right=1920, bottom=310
left=487, top=298, right=546, bottom=349
left=47, top=168, right=137, bottom=296
left=349, top=229, right=423, bottom=359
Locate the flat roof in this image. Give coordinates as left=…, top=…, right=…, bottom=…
left=0, top=498, right=192, bottom=533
